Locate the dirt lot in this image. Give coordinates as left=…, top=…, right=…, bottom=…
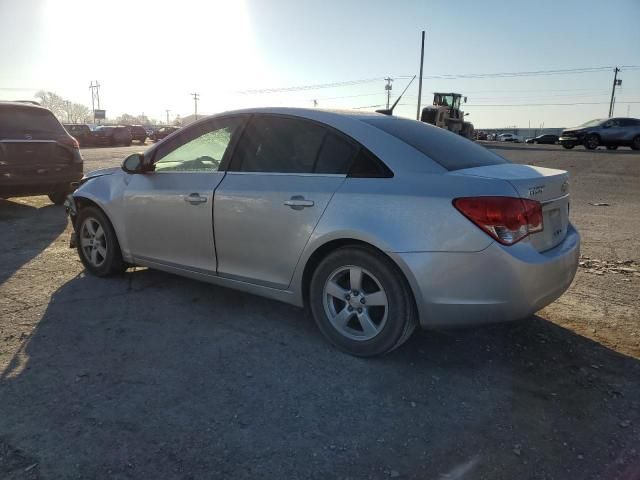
left=1, top=143, right=639, bottom=479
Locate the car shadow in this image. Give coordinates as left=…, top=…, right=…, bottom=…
left=1, top=268, right=639, bottom=479
left=0, top=199, right=67, bottom=285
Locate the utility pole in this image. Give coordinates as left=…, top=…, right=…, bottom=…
left=89, top=80, right=101, bottom=124
left=191, top=92, right=200, bottom=120
left=165, top=109, right=171, bottom=125
left=416, top=30, right=425, bottom=120
left=384, top=77, right=393, bottom=109
left=608, top=67, right=621, bottom=117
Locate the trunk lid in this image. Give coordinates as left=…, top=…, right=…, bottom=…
left=453, top=164, right=570, bottom=252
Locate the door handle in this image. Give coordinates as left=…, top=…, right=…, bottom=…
left=184, top=193, right=208, bottom=205
left=284, top=196, right=314, bottom=210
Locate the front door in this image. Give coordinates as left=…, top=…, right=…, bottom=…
left=122, top=117, right=245, bottom=273
left=214, top=114, right=357, bottom=288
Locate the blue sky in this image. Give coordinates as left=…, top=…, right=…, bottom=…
left=1, top=0, right=639, bottom=127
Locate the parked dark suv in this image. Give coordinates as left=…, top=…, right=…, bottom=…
left=0, top=102, right=83, bottom=204
left=559, top=118, right=640, bottom=150
left=93, top=126, right=133, bottom=146
left=149, top=126, right=179, bottom=142
left=63, top=123, right=95, bottom=147
left=126, top=125, right=147, bottom=144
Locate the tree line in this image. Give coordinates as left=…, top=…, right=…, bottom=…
left=34, top=91, right=176, bottom=126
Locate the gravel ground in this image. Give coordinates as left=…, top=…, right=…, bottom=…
left=1, top=142, right=639, bottom=479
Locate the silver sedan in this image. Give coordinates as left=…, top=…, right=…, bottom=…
left=66, top=108, right=580, bottom=356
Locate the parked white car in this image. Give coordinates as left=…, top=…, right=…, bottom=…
left=497, top=133, right=524, bottom=143
left=497, top=133, right=523, bottom=143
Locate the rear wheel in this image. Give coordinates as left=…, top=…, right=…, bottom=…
left=562, top=144, right=575, bottom=150
left=309, top=246, right=417, bottom=357
left=76, top=206, right=126, bottom=276
left=631, top=136, right=640, bottom=151
left=48, top=192, right=68, bottom=205
left=584, top=134, right=599, bottom=150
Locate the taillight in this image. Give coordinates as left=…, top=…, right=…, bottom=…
left=453, top=196, right=543, bottom=245
left=59, top=135, right=79, bottom=149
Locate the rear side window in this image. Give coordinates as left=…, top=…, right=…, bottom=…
left=315, top=133, right=356, bottom=174
left=363, top=116, right=509, bottom=171
left=0, top=106, right=64, bottom=135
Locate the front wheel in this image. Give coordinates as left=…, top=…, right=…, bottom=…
left=75, top=206, right=126, bottom=276
left=309, top=247, right=417, bottom=357
left=584, top=134, right=599, bottom=150
left=631, top=136, right=640, bottom=151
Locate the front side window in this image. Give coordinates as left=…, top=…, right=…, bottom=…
left=154, top=119, right=241, bottom=172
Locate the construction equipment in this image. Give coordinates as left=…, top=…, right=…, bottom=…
left=420, top=93, right=474, bottom=139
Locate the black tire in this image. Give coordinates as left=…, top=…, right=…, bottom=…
left=75, top=206, right=126, bottom=277
left=631, top=136, right=640, bottom=151
left=584, top=134, right=599, bottom=150
left=606, top=145, right=618, bottom=150
left=562, top=144, right=575, bottom=150
left=309, top=246, right=417, bottom=357
left=48, top=192, right=68, bottom=205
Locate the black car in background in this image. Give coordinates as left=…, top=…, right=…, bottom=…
left=63, top=123, right=95, bottom=147
left=149, top=126, right=179, bottom=142
left=559, top=118, right=640, bottom=150
left=525, top=134, right=559, bottom=144
left=126, top=125, right=147, bottom=144
left=93, top=126, right=133, bottom=146
left=0, top=102, right=83, bottom=204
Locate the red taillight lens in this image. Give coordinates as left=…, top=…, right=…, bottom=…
left=59, top=135, right=79, bottom=149
left=453, top=196, right=544, bottom=245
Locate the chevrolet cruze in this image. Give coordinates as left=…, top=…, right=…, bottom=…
left=66, top=108, right=580, bottom=356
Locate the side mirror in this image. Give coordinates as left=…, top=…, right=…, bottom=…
left=122, top=153, right=150, bottom=174
left=463, top=96, right=467, bottom=103
left=602, top=124, right=610, bottom=129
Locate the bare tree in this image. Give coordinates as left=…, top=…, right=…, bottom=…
left=35, top=91, right=91, bottom=124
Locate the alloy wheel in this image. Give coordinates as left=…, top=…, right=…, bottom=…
left=79, top=217, right=107, bottom=268
left=322, top=265, right=388, bottom=341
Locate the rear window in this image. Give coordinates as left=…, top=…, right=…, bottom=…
left=0, top=106, right=65, bottom=135
left=363, top=116, right=509, bottom=171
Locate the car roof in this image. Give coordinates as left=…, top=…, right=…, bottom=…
left=0, top=101, right=51, bottom=112
left=150, top=107, right=455, bottom=175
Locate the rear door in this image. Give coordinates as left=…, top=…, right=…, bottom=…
left=122, top=116, right=245, bottom=273
left=600, top=119, right=623, bottom=144
left=214, top=114, right=356, bottom=288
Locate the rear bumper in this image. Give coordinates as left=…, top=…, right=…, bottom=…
left=396, top=224, right=580, bottom=328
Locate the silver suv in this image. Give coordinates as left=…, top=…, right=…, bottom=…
left=559, top=117, right=640, bottom=150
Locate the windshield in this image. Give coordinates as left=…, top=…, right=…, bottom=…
left=577, top=119, right=605, bottom=128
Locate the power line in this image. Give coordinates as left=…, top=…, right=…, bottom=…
left=235, top=65, right=640, bottom=95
